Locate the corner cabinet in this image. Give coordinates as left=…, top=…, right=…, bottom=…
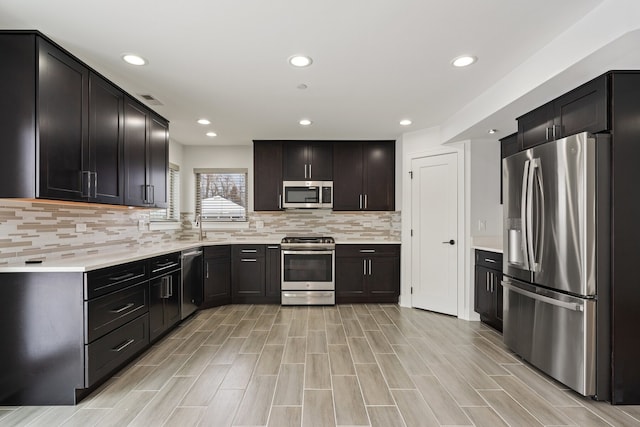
left=333, top=141, right=395, bottom=211
left=0, top=31, right=166, bottom=207
left=253, top=140, right=283, bottom=211
left=124, top=97, right=168, bottom=208
left=335, top=244, right=400, bottom=303
left=203, top=245, right=232, bottom=307
left=474, top=250, right=503, bottom=332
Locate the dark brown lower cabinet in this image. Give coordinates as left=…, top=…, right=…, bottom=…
left=474, top=250, right=503, bottom=332
left=148, top=253, right=181, bottom=342
left=232, top=245, right=266, bottom=304
left=336, top=244, right=400, bottom=303
left=203, top=245, right=232, bottom=307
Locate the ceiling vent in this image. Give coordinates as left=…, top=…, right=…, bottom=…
left=138, top=94, right=163, bottom=106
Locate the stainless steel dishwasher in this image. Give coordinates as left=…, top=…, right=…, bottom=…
left=181, top=248, right=204, bottom=319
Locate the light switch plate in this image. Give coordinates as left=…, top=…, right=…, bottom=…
left=75, top=223, right=86, bottom=232
left=138, top=219, right=146, bottom=231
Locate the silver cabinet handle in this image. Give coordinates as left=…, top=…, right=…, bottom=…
left=110, top=302, right=135, bottom=314
left=93, top=172, right=98, bottom=198
left=241, top=259, right=257, bottom=262
left=359, top=249, right=375, bottom=253
left=241, top=249, right=258, bottom=253
left=364, top=194, right=368, bottom=209
left=278, top=194, right=282, bottom=209
left=546, top=127, right=551, bottom=141
left=111, top=338, right=135, bottom=352
left=484, top=258, right=496, bottom=263
left=267, top=246, right=279, bottom=249
left=205, top=261, right=209, bottom=279
left=489, top=272, right=494, bottom=293
left=168, top=276, right=173, bottom=297
left=368, top=259, right=372, bottom=275
left=309, top=164, right=312, bottom=178
left=359, top=194, right=363, bottom=209
left=363, top=259, right=367, bottom=275
left=486, top=271, right=490, bottom=292
left=304, top=164, right=308, bottom=179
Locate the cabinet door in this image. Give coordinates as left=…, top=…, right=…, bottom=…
left=254, top=141, right=283, bottom=210
left=164, top=270, right=181, bottom=330
left=148, top=276, right=165, bottom=341
left=366, top=255, right=400, bottom=301
left=555, top=75, right=608, bottom=138
left=265, top=245, right=281, bottom=302
left=308, top=142, right=333, bottom=180
left=123, top=99, right=148, bottom=207
left=363, top=141, right=395, bottom=211
left=203, top=253, right=231, bottom=306
left=517, top=103, right=554, bottom=149
left=335, top=256, right=366, bottom=303
left=500, top=133, right=519, bottom=204
left=89, top=73, right=124, bottom=204
left=232, top=255, right=266, bottom=302
left=333, top=142, right=363, bottom=210
left=148, top=116, right=168, bottom=208
left=283, top=142, right=308, bottom=180
left=474, top=266, right=493, bottom=320
left=37, top=38, right=88, bottom=201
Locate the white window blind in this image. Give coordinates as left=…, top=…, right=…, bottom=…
left=150, top=163, right=180, bottom=221
left=195, top=168, right=247, bottom=221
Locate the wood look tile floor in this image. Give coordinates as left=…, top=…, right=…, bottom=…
left=2, top=304, right=640, bottom=427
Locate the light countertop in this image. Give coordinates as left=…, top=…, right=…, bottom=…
left=471, top=236, right=503, bottom=254
left=0, top=239, right=401, bottom=273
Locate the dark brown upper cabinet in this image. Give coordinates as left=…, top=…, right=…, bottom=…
left=333, top=140, right=395, bottom=211
left=253, top=140, right=283, bottom=211
left=283, top=141, right=333, bottom=181
left=0, top=30, right=166, bottom=207
left=123, top=97, right=168, bottom=208
left=518, top=74, right=608, bottom=149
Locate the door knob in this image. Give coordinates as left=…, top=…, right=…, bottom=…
left=442, top=239, right=455, bottom=245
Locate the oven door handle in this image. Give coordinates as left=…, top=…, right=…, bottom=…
left=282, top=250, right=335, bottom=255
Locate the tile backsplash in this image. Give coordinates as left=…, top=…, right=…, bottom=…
left=0, top=200, right=400, bottom=265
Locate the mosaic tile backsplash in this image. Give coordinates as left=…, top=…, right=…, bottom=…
left=0, top=200, right=400, bottom=265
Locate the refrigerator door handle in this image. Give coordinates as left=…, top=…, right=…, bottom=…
left=520, top=159, right=531, bottom=271
left=526, top=159, right=538, bottom=272
left=502, top=280, right=583, bottom=312
left=531, top=158, right=545, bottom=272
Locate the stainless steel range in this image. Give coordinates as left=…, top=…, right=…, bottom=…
left=281, top=236, right=335, bottom=305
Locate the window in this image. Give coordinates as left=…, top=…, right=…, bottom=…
left=150, top=163, right=180, bottom=221
left=195, top=168, right=247, bottom=221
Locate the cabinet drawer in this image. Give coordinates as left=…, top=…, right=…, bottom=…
left=475, top=250, right=503, bottom=270
left=149, top=252, right=181, bottom=277
left=85, top=282, right=148, bottom=343
left=85, top=313, right=149, bottom=387
left=336, top=244, right=400, bottom=257
left=205, top=245, right=231, bottom=259
left=232, top=245, right=265, bottom=258
left=85, top=260, right=147, bottom=299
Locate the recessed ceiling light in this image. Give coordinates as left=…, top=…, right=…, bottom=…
left=206, top=131, right=217, bottom=137
left=289, top=55, right=313, bottom=67
left=399, top=119, right=412, bottom=126
left=299, top=119, right=312, bottom=126
left=488, top=129, right=498, bottom=134
left=451, top=55, right=477, bottom=67
left=122, top=54, right=147, bottom=66
left=197, top=119, right=211, bottom=125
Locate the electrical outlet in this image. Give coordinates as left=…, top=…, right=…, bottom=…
left=256, top=220, right=264, bottom=229
left=138, top=219, right=146, bottom=231
left=478, top=220, right=487, bottom=231
left=75, top=223, right=86, bottom=232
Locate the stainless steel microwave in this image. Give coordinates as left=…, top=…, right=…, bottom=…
left=282, top=181, right=333, bottom=209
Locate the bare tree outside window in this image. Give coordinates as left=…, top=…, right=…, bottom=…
left=195, top=169, right=247, bottom=221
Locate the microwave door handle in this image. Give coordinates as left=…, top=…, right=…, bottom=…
left=520, top=159, right=531, bottom=270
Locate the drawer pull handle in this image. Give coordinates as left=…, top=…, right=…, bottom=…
left=241, top=259, right=257, bottom=262
left=111, top=338, right=135, bottom=352
left=267, top=246, right=279, bottom=249
left=241, top=249, right=258, bottom=253
left=484, top=258, right=497, bottom=263
left=110, top=272, right=135, bottom=281
left=155, top=261, right=177, bottom=268
left=110, top=302, right=135, bottom=314
left=359, top=249, right=376, bottom=253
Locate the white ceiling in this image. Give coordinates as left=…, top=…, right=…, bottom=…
left=0, top=0, right=622, bottom=146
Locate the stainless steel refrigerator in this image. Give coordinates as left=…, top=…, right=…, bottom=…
left=502, top=131, right=610, bottom=398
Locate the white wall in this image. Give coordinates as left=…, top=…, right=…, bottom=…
left=469, top=139, right=502, bottom=238
left=181, top=145, right=253, bottom=215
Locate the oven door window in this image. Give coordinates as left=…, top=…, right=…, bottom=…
left=285, top=187, right=320, bottom=204
left=283, top=253, right=333, bottom=282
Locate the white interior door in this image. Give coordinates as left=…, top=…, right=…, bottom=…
left=411, top=152, right=458, bottom=315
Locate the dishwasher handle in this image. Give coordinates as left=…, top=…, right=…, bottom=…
left=181, top=250, right=203, bottom=259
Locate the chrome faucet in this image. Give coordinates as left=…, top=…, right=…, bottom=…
left=194, top=214, right=204, bottom=241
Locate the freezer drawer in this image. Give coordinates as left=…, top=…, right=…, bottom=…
left=503, top=279, right=596, bottom=396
